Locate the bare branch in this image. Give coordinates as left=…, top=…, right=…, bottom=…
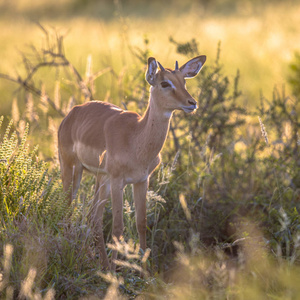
left=0, top=73, right=20, bottom=84
left=18, top=77, right=66, bottom=117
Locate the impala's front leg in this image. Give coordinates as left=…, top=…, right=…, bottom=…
left=110, top=177, right=124, bottom=271
left=88, top=176, right=110, bottom=270
left=133, top=180, right=149, bottom=251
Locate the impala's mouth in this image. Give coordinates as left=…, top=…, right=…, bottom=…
left=181, top=104, right=197, bottom=113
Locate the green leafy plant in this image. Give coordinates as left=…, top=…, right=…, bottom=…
left=0, top=117, right=68, bottom=228
left=289, top=51, right=300, bottom=99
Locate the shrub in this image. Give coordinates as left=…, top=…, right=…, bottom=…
left=288, top=51, right=300, bottom=99
left=0, top=117, right=67, bottom=228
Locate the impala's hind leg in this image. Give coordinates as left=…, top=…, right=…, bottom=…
left=59, top=152, right=83, bottom=204
left=89, top=175, right=110, bottom=270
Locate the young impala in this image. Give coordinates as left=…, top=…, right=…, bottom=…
left=58, top=55, right=206, bottom=269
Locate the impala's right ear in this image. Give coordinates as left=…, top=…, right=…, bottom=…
left=146, top=57, right=158, bottom=86
left=180, top=55, right=206, bottom=79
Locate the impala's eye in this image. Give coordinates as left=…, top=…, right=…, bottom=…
left=161, top=81, right=171, bottom=88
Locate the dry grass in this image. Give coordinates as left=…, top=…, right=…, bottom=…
left=0, top=1, right=300, bottom=112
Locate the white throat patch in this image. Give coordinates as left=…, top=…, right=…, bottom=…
left=164, top=111, right=173, bottom=118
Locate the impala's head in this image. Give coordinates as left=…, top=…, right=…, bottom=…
left=145, top=55, right=206, bottom=114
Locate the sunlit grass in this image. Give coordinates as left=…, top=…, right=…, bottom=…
left=1, top=2, right=300, bottom=116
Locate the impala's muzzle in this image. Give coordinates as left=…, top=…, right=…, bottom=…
left=181, top=99, right=197, bottom=113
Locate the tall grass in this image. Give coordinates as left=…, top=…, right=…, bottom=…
left=1, top=1, right=300, bottom=117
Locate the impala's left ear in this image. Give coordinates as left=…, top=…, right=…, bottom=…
left=179, top=55, right=206, bottom=79
left=146, top=57, right=158, bottom=86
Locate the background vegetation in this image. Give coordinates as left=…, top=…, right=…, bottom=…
left=0, top=0, right=300, bottom=299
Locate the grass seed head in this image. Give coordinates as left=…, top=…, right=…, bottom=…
left=258, top=116, right=269, bottom=145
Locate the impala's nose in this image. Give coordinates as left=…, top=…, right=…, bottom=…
left=188, top=99, right=197, bottom=111
left=181, top=98, right=198, bottom=113
left=188, top=99, right=197, bottom=106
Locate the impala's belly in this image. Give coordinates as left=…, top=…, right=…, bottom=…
left=74, top=141, right=107, bottom=175
left=124, top=171, right=149, bottom=185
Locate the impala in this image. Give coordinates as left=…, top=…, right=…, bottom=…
left=58, top=55, right=206, bottom=269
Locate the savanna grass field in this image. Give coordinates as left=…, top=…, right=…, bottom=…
left=0, top=0, right=300, bottom=299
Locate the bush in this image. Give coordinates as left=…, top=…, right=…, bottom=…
left=289, top=51, right=300, bottom=99
left=0, top=117, right=69, bottom=228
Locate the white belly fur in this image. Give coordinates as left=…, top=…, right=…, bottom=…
left=82, top=162, right=108, bottom=175
left=74, top=141, right=107, bottom=174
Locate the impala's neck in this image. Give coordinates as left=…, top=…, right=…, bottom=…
left=136, top=92, right=173, bottom=164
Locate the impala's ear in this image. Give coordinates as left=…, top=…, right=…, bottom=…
left=146, top=57, right=158, bottom=86
left=179, top=55, right=206, bottom=79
